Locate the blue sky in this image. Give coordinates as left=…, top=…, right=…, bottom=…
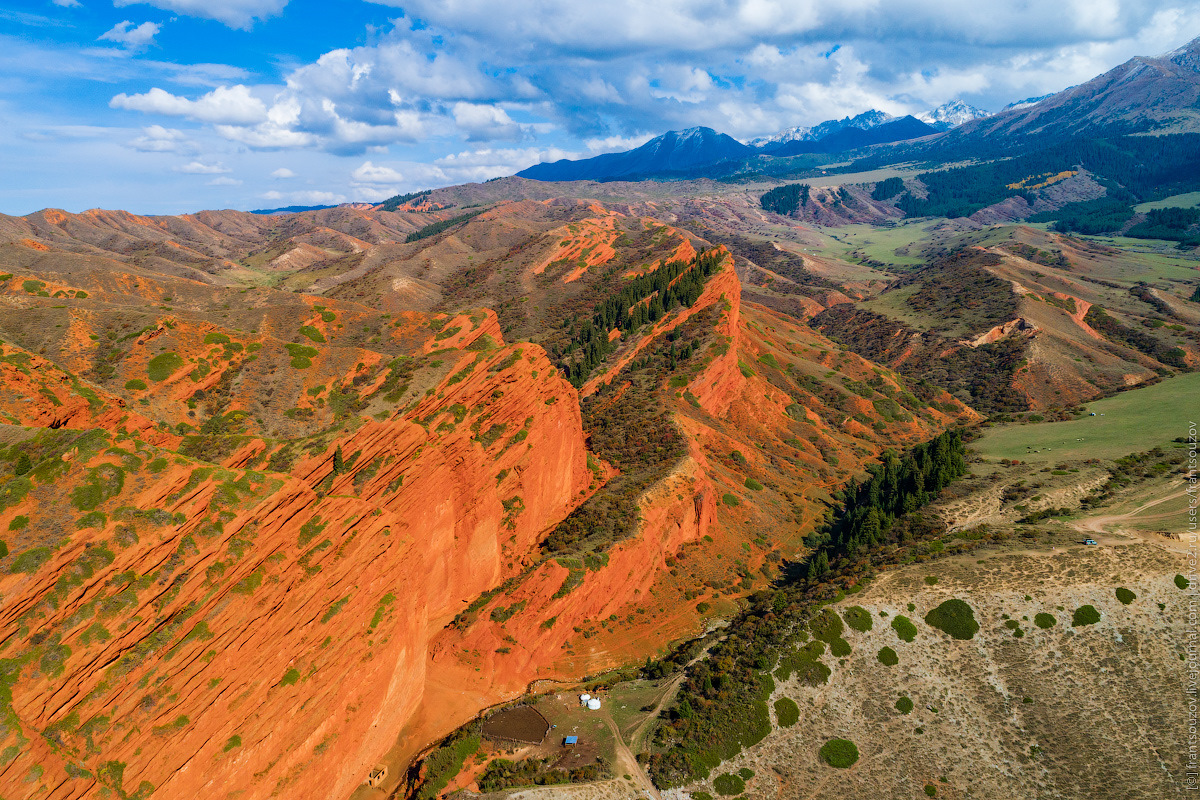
left=1, top=0, right=1198, bottom=215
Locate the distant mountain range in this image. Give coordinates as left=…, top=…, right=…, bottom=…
left=769, top=116, right=939, bottom=155
left=945, top=36, right=1200, bottom=144
left=747, top=101, right=989, bottom=149
left=515, top=127, right=753, bottom=182
left=747, top=109, right=896, bottom=148
left=516, top=36, right=1200, bottom=183
left=249, top=204, right=338, bottom=215
left=515, top=113, right=942, bottom=182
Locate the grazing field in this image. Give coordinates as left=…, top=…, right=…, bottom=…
left=972, top=372, right=1200, bottom=463
left=1135, top=192, right=1200, bottom=211
left=816, top=222, right=935, bottom=268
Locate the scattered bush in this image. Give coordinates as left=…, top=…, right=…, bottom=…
left=299, top=325, right=326, bottom=343
left=774, top=640, right=830, bottom=685
left=279, top=668, right=300, bottom=687
left=774, top=697, right=799, bottom=727
left=124, top=379, right=147, bottom=391
left=809, top=608, right=844, bottom=643
left=10, top=546, right=51, bottom=573
left=842, top=606, right=873, bottom=632
left=1177, top=575, right=1190, bottom=590
left=70, top=464, right=125, bottom=511
left=744, top=478, right=763, bottom=491
left=895, top=696, right=913, bottom=714
left=1034, top=612, right=1056, bottom=629
left=713, top=773, right=745, bottom=796
left=417, top=736, right=480, bottom=800
left=877, top=646, right=899, bottom=666
left=891, top=615, right=917, bottom=642
left=147, top=352, right=183, bottom=382
left=8, top=515, right=28, bottom=532
left=285, top=343, right=318, bottom=369
left=818, top=739, right=859, bottom=768
left=924, top=599, right=979, bottom=640
left=1072, top=605, right=1101, bottom=626
left=925, top=784, right=938, bottom=797
left=1115, top=587, right=1136, bottom=605
left=223, top=735, right=241, bottom=752
left=722, top=493, right=740, bottom=507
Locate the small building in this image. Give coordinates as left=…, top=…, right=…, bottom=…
left=563, top=736, right=578, bottom=749
left=364, top=765, right=388, bottom=788
left=579, top=693, right=591, bottom=706
left=587, top=698, right=601, bottom=711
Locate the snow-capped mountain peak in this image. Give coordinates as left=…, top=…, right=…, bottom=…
left=746, top=125, right=813, bottom=148
left=748, top=109, right=895, bottom=148
left=918, top=100, right=990, bottom=130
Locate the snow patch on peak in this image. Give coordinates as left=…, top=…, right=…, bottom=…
left=919, top=100, right=990, bottom=130
left=1001, top=94, right=1054, bottom=113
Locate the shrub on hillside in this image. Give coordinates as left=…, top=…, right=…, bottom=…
left=891, top=615, right=918, bottom=642
left=774, top=697, right=800, bottom=727
left=713, top=773, right=745, bottom=796
left=818, top=739, right=859, bottom=768
left=924, top=599, right=979, bottom=640
left=1034, top=612, right=1056, bottom=629
left=147, top=352, right=183, bottom=382
left=842, top=606, right=873, bottom=632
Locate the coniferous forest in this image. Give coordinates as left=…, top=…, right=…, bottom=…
left=646, top=430, right=968, bottom=787
left=557, top=249, right=724, bottom=386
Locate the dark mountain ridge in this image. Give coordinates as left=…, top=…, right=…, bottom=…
left=516, top=127, right=753, bottom=182
left=771, top=115, right=939, bottom=155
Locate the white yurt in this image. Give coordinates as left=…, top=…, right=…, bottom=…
left=579, top=693, right=591, bottom=706
left=587, top=698, right=602, bottom=711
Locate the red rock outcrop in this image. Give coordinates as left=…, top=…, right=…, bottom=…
left=0, top=342, right=593, bottom=800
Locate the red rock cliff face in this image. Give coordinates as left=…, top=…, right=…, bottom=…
left=0, top=342, right=591, bottom=800
left=394, top=263, right=750, bottom=770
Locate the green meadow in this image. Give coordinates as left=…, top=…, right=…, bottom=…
left=973, top=372, right=1200, bottom=463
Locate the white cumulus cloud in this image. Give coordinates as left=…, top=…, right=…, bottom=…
left=112, top=0, right=288, bottom=30
left=176, top=160, right=230, bottom=174
left=99, top=21, right=161, bottom=50
left=351, top=161, right=406, bottom=184
left=270, top=167, right=296, bottom=178
left=128, top=125, right=196, bottom=154
left=111, top=85, right=269, bottom=125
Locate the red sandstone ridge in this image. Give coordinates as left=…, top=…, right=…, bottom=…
left=0, top=341, right=178, bottom=447
left=0, top=341, right=595, bottom=800
left=581, top=248, right=738, bottom=398
left=0, top=193, right=1021, bottom=800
